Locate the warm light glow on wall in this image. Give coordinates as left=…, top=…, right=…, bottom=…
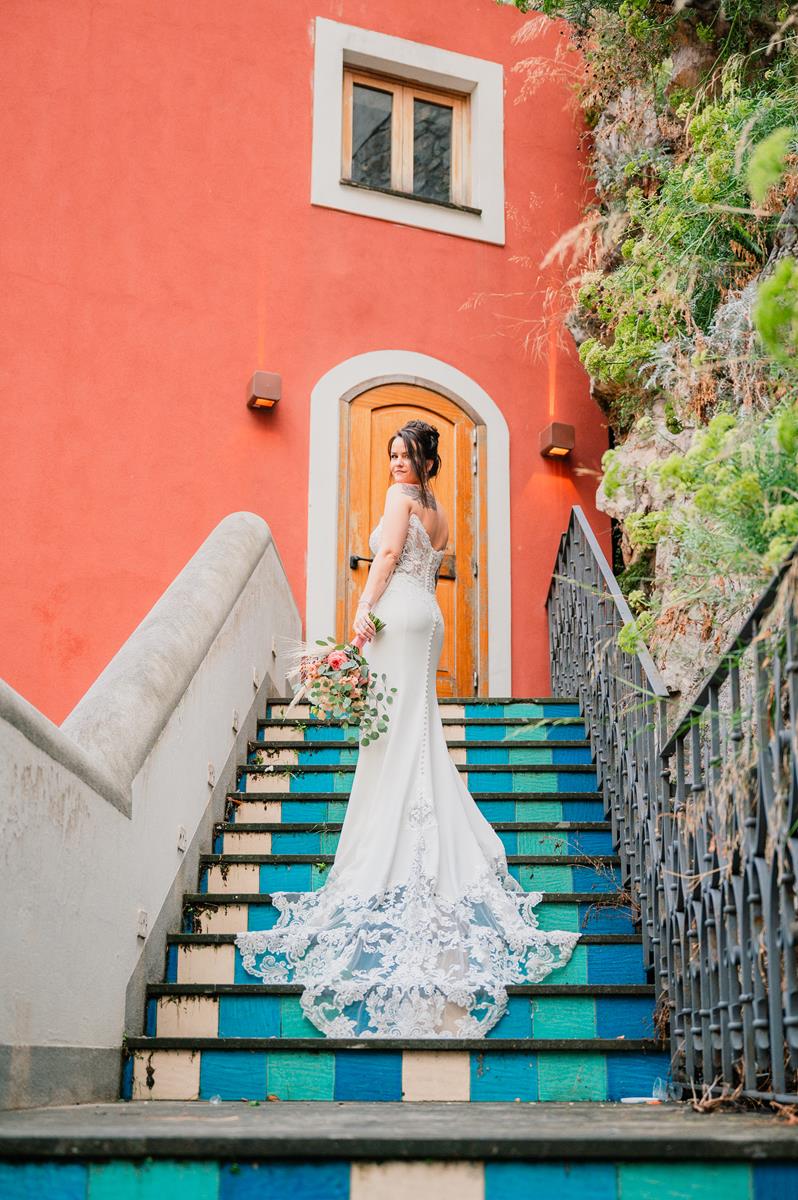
left=548, top=320, right=558, bottom=418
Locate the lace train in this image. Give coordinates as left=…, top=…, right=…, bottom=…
left=235, top=858, right=579, bottom=1037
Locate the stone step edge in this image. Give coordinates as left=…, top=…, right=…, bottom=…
left=226, top=791, right=605, bottom=802
left=147, top=982, right=655, bottom=997
left=251, top=739, right=592, bottom=751
left=238, top=763, right=597, bottom=775
left=217, top=821, right=612, bottom=833
left=167, top=932, right=639, bottom=946
left=183, top=891, right=627, bottom=906
left=7, top=1101, right=798, bottom=1163
left=199, top=854, right=621, bottom=866
left=125, top=1037, right=663, bottom=1053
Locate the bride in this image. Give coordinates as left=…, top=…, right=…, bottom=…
left=235, top=419, right=580, bottom=1037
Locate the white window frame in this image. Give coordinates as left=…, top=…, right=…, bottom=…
left=342, top=68, right=471, bottom=207
left=311, top=17, right=505, bottom=245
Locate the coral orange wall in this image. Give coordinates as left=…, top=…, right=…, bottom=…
left=0, top=0, right=609, bottom=720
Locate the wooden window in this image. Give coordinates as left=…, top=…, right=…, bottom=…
left=342, top=68, right=471, bottom=208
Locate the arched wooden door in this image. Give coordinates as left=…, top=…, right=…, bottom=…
left=336, top=383, right=487, bottom=697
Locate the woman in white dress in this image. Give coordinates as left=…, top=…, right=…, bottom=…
left=236, top=420, right=579, bottom=1037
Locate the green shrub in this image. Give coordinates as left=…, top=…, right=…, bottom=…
left=754, top=256, right=798, bottom=366
left=746, top=125, right=796, bottom=203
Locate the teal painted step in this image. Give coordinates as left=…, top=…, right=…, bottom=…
left=258, top=719, right=589, bottom=742
left=265, top=698, right=582, bottom=720
left=227, top=794, right=607, bottom=823
left=146, top=988, right=656, bottom=1041
left=182, top=894, right=638, bottom=936
left=238, top=764, right=599, bottom=794
left=249, top=743, right=594, bottom=766
left=123, top=1040, right=669, bottom=1102
left=197, top=854, right=622, bottom=895
left=249, top=744, right=590, bottom=763
left=215, top=823, right=614, bottom=857
left=0, top=1158, right=790, bottom=1200
left=165, top=934, right=648, bottom=986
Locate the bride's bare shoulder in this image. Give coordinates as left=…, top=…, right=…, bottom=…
left=385, top=483, right=416, bottom=507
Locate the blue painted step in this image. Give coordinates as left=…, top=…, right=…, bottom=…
left=228, top=796, right=607, bottom=823
left=2, top=1158, right=793, bottom=1200
left=258, top=720, right=589, bottom=742
left=146, top=988, right=656, bottom=1041
left=123, top=1040, right=669, bottom=1103
left=265, top=699, right=583, bottom=720
left=165, top=935, right=648, bottom=987
left=238, top=765, right=600, bottom=794
left=249, top=743, right=594, bottom=766
left=183, top=894, right=637, bottom=936
left=214, top=825, right=615, bottom=857
left=198, top=855, right=622, bottom=895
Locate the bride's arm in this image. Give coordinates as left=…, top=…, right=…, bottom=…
left=352, top=487, right=411, bottom=642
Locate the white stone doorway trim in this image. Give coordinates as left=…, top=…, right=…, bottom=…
left=306, top=350, right=511, bottom=695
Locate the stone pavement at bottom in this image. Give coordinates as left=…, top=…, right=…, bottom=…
left=1, top=1101, right=797, bottom=1199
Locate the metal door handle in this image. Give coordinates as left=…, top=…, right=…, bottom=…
left=350, top=554, right=373, bottom=570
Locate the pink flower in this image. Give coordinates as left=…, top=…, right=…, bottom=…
left=326, top=649, right=348, bottom=670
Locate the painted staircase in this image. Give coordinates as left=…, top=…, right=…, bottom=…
left=4, top=695, right=798, bottom=1199
left=123, top=696, right=669, bottom=1103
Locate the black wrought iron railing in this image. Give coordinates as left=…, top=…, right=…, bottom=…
left=547, top=505, right=798, bottom=1103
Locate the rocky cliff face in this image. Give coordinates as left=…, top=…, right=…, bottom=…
left=516, top=1, right=798, bottom=703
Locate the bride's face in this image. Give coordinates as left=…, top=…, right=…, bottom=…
left=390, top=437, right=432, bottom=486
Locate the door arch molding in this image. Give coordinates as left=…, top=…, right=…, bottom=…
left=306, top=350, right=511, bottom=694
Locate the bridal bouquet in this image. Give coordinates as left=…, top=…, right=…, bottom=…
left=285, top=615, right=397, bottom=745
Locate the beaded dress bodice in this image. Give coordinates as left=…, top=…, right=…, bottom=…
left=369, top=513, right=445, bottom=595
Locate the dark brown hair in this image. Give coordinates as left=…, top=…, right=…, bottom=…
left=387, top=419, right=441, bottom=508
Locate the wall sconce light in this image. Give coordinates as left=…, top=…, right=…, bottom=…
left=539, top=421, right=575, bottom=459
left=247, top=371, right=281, bottom=410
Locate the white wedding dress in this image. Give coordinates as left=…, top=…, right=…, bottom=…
left=235, top=512, right=580, bottom=1037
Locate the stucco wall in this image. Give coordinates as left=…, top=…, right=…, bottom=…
left=0, top=0, right=609, bottom=717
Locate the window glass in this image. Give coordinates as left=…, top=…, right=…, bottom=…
left=352, top=84, right=393, bottom=189
left=413, top=98, right=452, bottom=202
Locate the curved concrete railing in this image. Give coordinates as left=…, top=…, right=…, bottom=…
left=0, top=513, right=301, bottom=1109
left=0, top=681, right=127, bottom=812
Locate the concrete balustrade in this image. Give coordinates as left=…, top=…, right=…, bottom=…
left=0, top=513, right=300, bottom=1109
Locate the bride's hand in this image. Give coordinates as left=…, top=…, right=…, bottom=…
left=353, top=605, right=376, bottom=643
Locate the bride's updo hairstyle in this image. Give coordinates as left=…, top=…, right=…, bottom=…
left=388, top=419, right=441, bottom=508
